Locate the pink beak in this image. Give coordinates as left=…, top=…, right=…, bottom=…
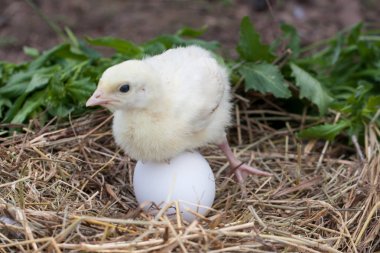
left=86, top=90, right=110, bottom=107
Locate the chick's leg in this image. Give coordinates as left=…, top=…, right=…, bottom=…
left=218, top=139, right=272, bottom=183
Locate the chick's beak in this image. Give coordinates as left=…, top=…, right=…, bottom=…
left=86, top=90, right=109, bottom=107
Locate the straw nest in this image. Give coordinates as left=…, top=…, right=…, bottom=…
left=0, top=96, right=379, bottom=253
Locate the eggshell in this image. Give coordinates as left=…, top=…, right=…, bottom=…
left=133, top=151, right=215, bottom=222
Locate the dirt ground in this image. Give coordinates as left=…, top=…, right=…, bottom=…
left=1, top=0, right=378, bottom=63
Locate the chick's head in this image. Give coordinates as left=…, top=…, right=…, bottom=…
left=86, top=60, right=160, bottom=111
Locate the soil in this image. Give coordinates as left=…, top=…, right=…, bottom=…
left=0, top=0, right=379, bottom=62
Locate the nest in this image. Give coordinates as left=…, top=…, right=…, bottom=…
left=0, top=102, right=379, bottom=252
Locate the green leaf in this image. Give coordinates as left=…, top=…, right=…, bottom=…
left=142, top=41, right=167, bottom=55
left=86, top=37, right=143, bottom=57
left=298, top=120, right=350, bottom=140
left=77, top=41, right=102, bottom=59
left=28, top=44, right=87, bottom=71
left=236, top=16, right=275, bottom=62
left=26, top=66, right=60, bottom=93
left=280, top=23, right=300, bottom=58
left=47, top=101, right=73, bottom=118
left=65, top=27, right=80, bottom=48
left=362, top=95, right=380, bottom=118
left=65, top=78, right=96, bottom=104
left=145, top=35, right=182, bottom=49
left=144, top=35, right=219, bottom=54
left=0, top=98, right=12, bottom=118
left=23, top=47, right=40, bottom=58
left=5, top=70, right=34, bottom=86
left=0, top=65, right=33, bottom=97
left=347, top=23, right=363, bottom=45
left=3, top=93, right=27, bottom=122
left=176, top=26, right=207, bottom=38
left=27, top=73, right=50, bottom=93
left=331, top=33, right=344, bottom=64
left=290, top=63, right=333, bottom=114
left=0, top=81, right=28, bottom=97
left=239, top=63, right=291, bottom=98
left=28, top=44, right=66, bottom=70
left=190, top=39, right=219, bottom=51
left=11, top=92, right=45, bottom=124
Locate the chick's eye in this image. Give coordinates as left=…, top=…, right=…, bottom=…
left=119, top=84, right=130, bottom=93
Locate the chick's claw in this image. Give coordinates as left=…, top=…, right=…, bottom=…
left=218, top=138, right=272, bottom=183
left=230, top=161, right=272, bottom=183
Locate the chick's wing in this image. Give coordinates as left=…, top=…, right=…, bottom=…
left=172, top=57, right=228, bottom=133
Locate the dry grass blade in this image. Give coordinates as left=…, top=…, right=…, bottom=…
left=0, top=108, right=379, bottom=252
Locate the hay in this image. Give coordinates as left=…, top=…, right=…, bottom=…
left=0, top=102, right=379, bottom=252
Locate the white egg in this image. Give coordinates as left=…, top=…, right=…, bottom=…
left=133, top=151, right=215, bottom=222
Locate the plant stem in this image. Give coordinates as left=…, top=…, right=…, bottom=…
left=24, top=0, right=66, bottom=41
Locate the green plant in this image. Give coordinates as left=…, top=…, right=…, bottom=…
left=294, top=23, right=380, bottom=140
left=0, top=17, right=379, bottom=144
left=234, top=18, right=379, bottom=141
left=0, top=27, right=218, bottom=124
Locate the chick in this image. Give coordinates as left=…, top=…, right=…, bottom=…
left=86, top=46, right=271, bottom=183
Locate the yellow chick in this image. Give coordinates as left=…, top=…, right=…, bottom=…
left=86, top=46, right=271, bottom=183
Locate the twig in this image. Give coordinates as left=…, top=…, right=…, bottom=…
left=351, top=135, right=365, bottom=163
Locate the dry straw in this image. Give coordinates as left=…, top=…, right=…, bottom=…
left=0, top=101, right=379, bottom=252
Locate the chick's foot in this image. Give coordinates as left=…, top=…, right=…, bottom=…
left=218, top=139, right=272, bottom=183
left=229, top=160, right=271, bottom=183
